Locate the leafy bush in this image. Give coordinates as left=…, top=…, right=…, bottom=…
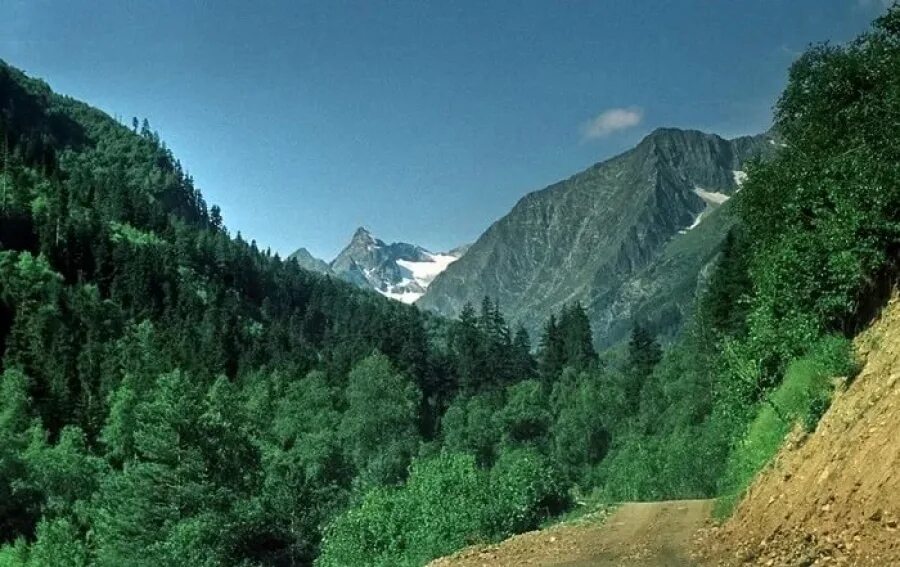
left=0, top=518, right=88, bottom=567
left=400, top=454, right=493, bottom=562
left=316, top=453, right=489, bottom=567
left=497, top=380, right=551, bottom=448
left=550, top=369, right=614, bottom=483
left=440, top=393, right=503, bottom=465
left=314, top=486, right=409, bottom=567
left=487, top=448, right=570, bottom=537
left=317, top=449, right=570, bottom=566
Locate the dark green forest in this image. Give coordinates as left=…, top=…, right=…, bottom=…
left=2, top=6, right=900, bottom=566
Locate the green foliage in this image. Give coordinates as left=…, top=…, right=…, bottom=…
left=22, top=425, right=105, bottom=519
left=715, top=336, right=856, bottom=517
left=340, top=353, right=422, bottom=487
left=2, top=6, right=898, bottom=562
left=315, top=485, right=410, bottom=567
left=0, top=369, right=41, bottom=538
left=440, top=392, right=503, bottom=465
left=0, top=57, right=573, bottom=565
left=538, top=303, right=598, bottom=383
left=699, top=228, right=752, bottom=337
left=0, top=540, right=29, bottom=567
left=624, top=324, right=662, bottom=411
left=23, top=518, right=89, bottom=567
left=108, top=221, right=164, bottom=247
left=449, top=297, right=533, bottom=395
left=587, top=9, right=900, bottom=514
left=0, top=518, right=89, bottom=567
left=317, top=453, right=489, bottom=567
left=735, top=7, right=900, bottom=369
left=497, top=379, right=551, bottom=448
left=486, top=448, right=570, bottom=537
left=550, top=369, right=614, bottom=483
left=400, top=454, right=493, bottom=558
left=317, top=449, right=569, bottom=567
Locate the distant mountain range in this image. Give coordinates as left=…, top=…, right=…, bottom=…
left=417, top=127, right=778, bottom=347
left=288, top=228, right=466, bottom=304
left=289, top=128, right=776, bottom=347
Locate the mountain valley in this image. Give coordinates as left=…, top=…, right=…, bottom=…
left=1, top=5, right=898, bottom=566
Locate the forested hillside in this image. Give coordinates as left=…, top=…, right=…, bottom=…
left=2, top=5, right=899, bottom=567
left=587, top=5, right=900, bottom=507
left=0, top=59, right=664, bottom=566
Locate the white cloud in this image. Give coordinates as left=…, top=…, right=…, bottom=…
left=581, top=107, right=643, bottom=140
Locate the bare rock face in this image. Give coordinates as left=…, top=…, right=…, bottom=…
left=418, top=128, right=776, bottom=347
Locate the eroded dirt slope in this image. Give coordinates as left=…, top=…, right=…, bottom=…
left=698, top=297, right=900, bottom=566
left=430, top=500, right=712, bottom=567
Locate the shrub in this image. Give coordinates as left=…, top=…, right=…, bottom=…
left=316, top=453, right=491, bottom=567
left=317, top=449, right=572, bottom=566
left=487, top=448, right=570, bottom=537
left=315, top=486, right=409, bottom=567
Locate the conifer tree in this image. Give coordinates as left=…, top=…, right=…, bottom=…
left=624, top=324, right=662, bottom=411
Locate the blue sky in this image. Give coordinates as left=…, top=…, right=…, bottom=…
left=1, top=1, right=889, bottom=259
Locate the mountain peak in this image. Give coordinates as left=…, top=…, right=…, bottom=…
left=312, top=228, right=468, bottom=305
left=350, top=226, right=376, bottom=243
left=640, top=127, right=718, bottom=146
left=287, top=247, right=332, bottom=275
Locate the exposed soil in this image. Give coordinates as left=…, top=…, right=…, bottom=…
left=429, top=500, right=713, bottom=567
left=696, top=296, right=900, bottom=566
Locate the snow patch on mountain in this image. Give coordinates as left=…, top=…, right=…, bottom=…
left=679, top=187, right=733, bottom=233
left=732, top=170, right=748, bottom=186
left=294, top=226, right=467, bottom=305
left=397, top=253, right=460, bottom=287
left=380, top=252, right=462, bottom=304
left=380, top=287, right=426, bottom=304
left=680, top=212, right=705, bottom=234
left=694, top=187, right=731, bottom=205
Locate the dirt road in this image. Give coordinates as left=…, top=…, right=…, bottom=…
left=429, top=500, right=713, bottom=567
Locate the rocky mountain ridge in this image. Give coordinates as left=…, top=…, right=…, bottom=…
left=417, top=127, right=777, bottom=347
left=288, top=227, right=465, bottom=304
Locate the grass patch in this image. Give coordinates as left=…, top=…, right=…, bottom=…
left=714, top=335, right=857, bottom=518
